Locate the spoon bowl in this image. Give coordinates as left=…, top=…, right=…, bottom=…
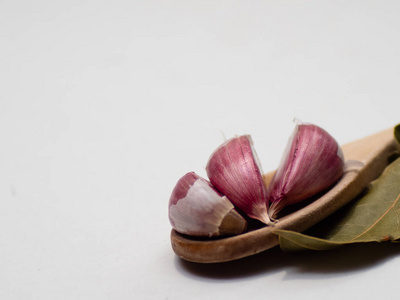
left=171, top=127, right=400, bottom=263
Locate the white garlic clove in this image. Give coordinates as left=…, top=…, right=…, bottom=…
left=168, top=172, right=247, bottom=237
left=206, top=135, right=271, bottom=225
left=267, top=122, right=345, bottom=219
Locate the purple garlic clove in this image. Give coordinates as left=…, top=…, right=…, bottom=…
left=168, top=172, right=247, bottom=237
left=206, top=135, right=271, bottom=225
left=267, top=122, right=345, bottom=220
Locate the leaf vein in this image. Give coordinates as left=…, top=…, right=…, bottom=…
left=352, top=192, right=400, bottom=241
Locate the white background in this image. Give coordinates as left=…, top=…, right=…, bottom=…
left=1, top=1, right=400, bottom=299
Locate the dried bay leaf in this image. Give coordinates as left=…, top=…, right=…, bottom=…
left=395, top=124, right=400, bottom=145
left=274, top=156, right=400, bottom=252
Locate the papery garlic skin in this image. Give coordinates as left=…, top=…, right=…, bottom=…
left=267, top=122, right=345, bottom=219
left=206, top=135, right=271, bottom=224
left=168, top=172, right=246, bottom=237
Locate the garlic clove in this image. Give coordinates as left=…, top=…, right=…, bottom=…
left=206, top=135, right=271, bottom=225
left=168, top=172, right=247, bottom=237
left=267, top=121, right=345, bottom=219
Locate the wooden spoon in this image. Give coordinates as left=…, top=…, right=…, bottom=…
left=170, top=127, right=400, bottom=263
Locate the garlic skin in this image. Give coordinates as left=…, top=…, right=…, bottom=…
left=206, top=135, right=271, bottom=225
left=267, top=122, right=345, bottom=219
left=168, top=172, right=247, bottom=237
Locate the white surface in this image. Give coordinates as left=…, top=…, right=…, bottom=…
left=1, top=1, right=400, bottom=299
